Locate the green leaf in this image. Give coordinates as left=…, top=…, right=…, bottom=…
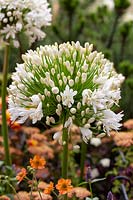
left=91, top=177, right=106, bottom=184
left=78, top=181, right=88, bottom=186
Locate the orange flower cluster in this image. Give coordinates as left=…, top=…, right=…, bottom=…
left=22, top=126, right=40, bottom=135
left=56, top=178, right=73, bottom=195
left=23, top=126, right=54, bottom=159
left=43, top=178, right=73, bottom=195
left=30, top=155, right=46, bottom=169
left=68, top=187, right=91, bottom=199
left=16, top=168, right=27, bottom=182
left=113, top=131, right=133, bottom=147
left=13, top=191, right=52, bottom=200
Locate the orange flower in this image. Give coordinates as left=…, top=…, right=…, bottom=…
left=9, top=121, right=21, bottom=131
left=30, top=155, right=46, bottom=169
left=5, top=110, right=21, bottom=131
left=56, top=178, right=73, bottom=195
left=16, top=168, right=27, bottom=182
left=6, top=110, right=11, bottom=122
left=27, top=139, right=38, bottom=146
left=44, top=182, right=54, bottom=194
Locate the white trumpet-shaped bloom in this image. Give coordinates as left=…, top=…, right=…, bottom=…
left=61, top=85, right=77, bottom=108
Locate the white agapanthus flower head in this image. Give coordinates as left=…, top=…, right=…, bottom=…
left=0, top=0, right=52, bottom=47
left=8, top=41, right=124, bottom=143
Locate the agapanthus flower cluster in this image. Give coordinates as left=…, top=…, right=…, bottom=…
left=0, top=0, right=52, bottom=47
left=8, top=41, right=124, bottom=142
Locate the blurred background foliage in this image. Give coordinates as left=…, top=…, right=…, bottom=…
left=0, top=0, right=133, bottom=120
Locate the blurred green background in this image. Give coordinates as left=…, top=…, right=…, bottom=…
left=0, top=0, right=133, bottom=120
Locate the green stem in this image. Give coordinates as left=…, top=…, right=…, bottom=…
left=80, top=140, right=87, bottom=182
left=106, top=12, right=119, bottom=49
left=119, top=35, right=127, bottom=62
left=8, top=182, right=21, bottom=200
left=52, top=190, right=58, bottom=198
left=61, top=118, right=69, bottom=200
left=1, top=43, right=12, bottom=166
left=16, top=34, right=23, bottom=62
left=38, top=187, right=43, bottom=200
left=35, top=173, right=43, bottom=200
left=89, top=181, right=93, bottom=199
left=62, top=126, right=69, bottom=178
left=30, top=170, right=36, bottom=200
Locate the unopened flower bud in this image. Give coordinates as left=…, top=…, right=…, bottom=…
left=70, top=108, right=76, bottom=114
left=52, top=87, right=59, bottom=94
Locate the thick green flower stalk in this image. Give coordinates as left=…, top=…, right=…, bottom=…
left=1, top=43, right=11, bottom=166
left=8, top=41, right=124, bottom=179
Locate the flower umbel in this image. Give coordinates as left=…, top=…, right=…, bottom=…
left=56, top=178, right=73, bottom=195
left=30, top=155, right=46, bottom=169
left=16, top=168, right=27, bottom=182
left=0, top=0, right=52, bottom=46
left=8, top=41, right=124, bottom=142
